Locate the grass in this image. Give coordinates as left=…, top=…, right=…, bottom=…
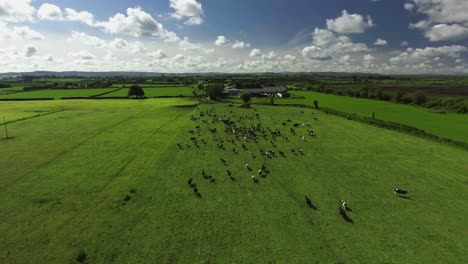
left=0, top=88, right=118, bottom=99
left=101, top=87, right=193, bottom=97
left=0, top=99, right=466, bottom=263
left=262, top=91, right=468, bottom=143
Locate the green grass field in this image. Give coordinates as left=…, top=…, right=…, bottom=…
left=261, top=91, right=468, bottom=143
left=101, top=87, right=193, bottom=97
left=0, top=99, right=466, bottom=263
left=0, top=88, right=117, bottom=99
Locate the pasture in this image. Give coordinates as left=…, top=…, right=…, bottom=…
left=0, top=99, right=466, bottom=263
left=0, top=88, right=117, bottom=99
left=251, top=91, right=468, bottom=143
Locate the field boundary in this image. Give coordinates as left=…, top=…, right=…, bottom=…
left=0, top=98, right=54, bottom=101
left=1, top=110, right=64, bottom=126
left=241, top=101, right=468, bottom=151
left=90, top=88, right=123, bottom=97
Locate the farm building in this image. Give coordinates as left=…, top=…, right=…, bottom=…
left=223, top=86, right=288, bottom=98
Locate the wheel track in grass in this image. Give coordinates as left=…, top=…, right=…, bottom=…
left=40, top=108, right=194, bottom=261
left=0, top=111, right=141, bottom=192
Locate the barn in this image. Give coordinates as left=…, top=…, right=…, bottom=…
left=223, top=86, right=288, bottom=98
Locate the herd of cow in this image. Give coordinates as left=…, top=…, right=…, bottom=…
left=178, top=105, right=410, bottom=222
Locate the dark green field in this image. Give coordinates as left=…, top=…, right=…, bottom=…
left=0, top=99, right=466, bottom=263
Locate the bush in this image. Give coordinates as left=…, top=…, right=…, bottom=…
left=401, top=96, right=413, bottom=104
left=393, top=91, right=404, bottom=103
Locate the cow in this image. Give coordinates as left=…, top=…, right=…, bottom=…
left=251, top=175, right=258, bottom=183
left=394, top=188, right=408, bottom=196
left=220, top=158, right=226, bottom=163
left=188, top=178, right=193, bottom=186
left=340, top=200, right=347, bottom=211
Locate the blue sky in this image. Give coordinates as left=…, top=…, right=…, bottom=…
left=1, top=0, right=468, bottom=73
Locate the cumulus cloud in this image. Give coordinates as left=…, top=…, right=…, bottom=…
left=69, top=50, right=96, bottom=60
left=0, top=0, right=36, bottom=22
left=170, top=0, right=204, bottom=25
left=407, top=0, right=468, bottom=41
left=149, top=50, right=168, bottom=59
left=401, top=41, right=410, bottom=47
left=312, top=28, right=370, bottom=54
left=70, top=31, right=106, bottom=47
left=301, top=46, right=332, bottom=61
left=425, top=24, right=468, bottom=41
left=23, top=45, right=37, bottom=57
left=0, top=22, right=44, bottom=40
left=390, top=45, right=468, bottom=64
left=37, top=3, right=63, bottom=21
left=232, top=41, right=251, bottom=49
left=214, top=36, right=229, bottom=46
left=249, top=49, right=262, bottom=57
left=179, top=37, right=202, bottom=51
left=65, top=8, right=95, bottom=26
left=96, top=7, right=179, bottom=42
left=326, top=10, right=374, bottom=34
left=404, top=3, right=415, bottom=11
left=374, top=38, right=388, bottom=45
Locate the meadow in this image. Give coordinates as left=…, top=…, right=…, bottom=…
left=0, top=88, right=117, bottom=99
left=246, top=91, right=468, bottom=144
left=100, top=86, right=193, bottom=97
left=0, top=99, right=466, bottom=263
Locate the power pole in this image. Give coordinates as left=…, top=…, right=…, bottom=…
left=3, top=116, right=8, bottom=139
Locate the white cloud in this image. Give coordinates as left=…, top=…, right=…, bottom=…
left=96, top=7, right=179, bottom=42
left=425, top=24, right=468, bottom=41
left=179, top=37, right=202, bottom=51
left=363, top=54, right=375, bottom=63
left=69, top=50, right=96, bottom=60
left=23, top=45, right=37, bottom=57
left=374, top=38, right=388, bottom=45
left=149, top=50, right=168, bottom=59
left=185, top=16, right=203, bottom=26
left=301, top=46, right=332, bottom=61
left=65, top=8, right=95, bottom=26
left=0, top=22, right=44, bottom=40
left=390, top=45, right=468, bottom=64
left=214, top=36, right=229, bottom=46
left=109, top=38, right=129, bottom=49
left=0, top=0, right=36, bottom=22
left=70, top=31, right=106, bottom=47
left=232, top=41, right=251, bottom=49
left=407, top=0, right=468, bottom=41
left=249, top=49, right=262, bottom=57
left=170, top=0, right=204, bottom=25
left=312, top=28, right=370, bottom=54
left=37, top=3, right=63, bottom=21
left=401, top=41, right=410, bottom=47
left=326, top=10, right=374, bottom=34
left=404, top=3, right=415, bottom=11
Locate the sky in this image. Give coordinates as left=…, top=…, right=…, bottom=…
left=1, top=0, right=468, bottom=74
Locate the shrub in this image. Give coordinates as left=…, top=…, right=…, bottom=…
left=393, top=91, right=404, bottom=103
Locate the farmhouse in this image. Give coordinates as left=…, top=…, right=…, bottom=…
left=223, top=86, right=288, bottom=98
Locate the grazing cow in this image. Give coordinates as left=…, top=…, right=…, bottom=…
left=220, top=158, right=226, bottom=163
left=340, top=200, right=347, bottom=211
left=301, top=136, right=305, bottom=141
left=394, top=188, right=408, bottom=196
left=245, top=163, right=249, bottom=168
left=193, top=187, right=198, bottom=194
left=294, top=123, right=300, bottom=127
left=299, top=149, right=303, bottom=154
left=227, top=170, right=232, bottom=176
left=258, top=169, right=263, bottom=175
left=339, top=206, right=347, bottom=218
left=251, top=175, right=258, bottom=183
left=202, top=170, right=206, bottom=176
left=188, top=178, right=193, bottom=186
left=279, top=150, right=285, bottom=157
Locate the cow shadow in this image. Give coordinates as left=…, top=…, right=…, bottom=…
left=397, top=195, right=412, bottom=200
left=308, top=203, right=318, bottom=210
left=346, top=207, right=353, bottom=212
left=342, top=214, right=353, bottom=223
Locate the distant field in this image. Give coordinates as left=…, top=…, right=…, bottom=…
left=0, top=88, right=116, bottom=99
left=112, top=84, right=187, bottom=88
left=246, top=91, right=468, bottom=143
left=0, top=99, right=466, bottom=263
left=101, top=87, right=193, bottom=97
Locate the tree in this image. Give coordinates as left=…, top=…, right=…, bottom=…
left=375, top=88, right=384, bottom=100
left=413, top=91, right=427, bottom=105
left=313, top=100, right=319, bottom=109
left=205, top=84, right=224, bottom=99
left=393, top=90, right=404, bottom=103
left=128, top=85, right=145, bottom=98
left=241, top=92, right=251, bottom=104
